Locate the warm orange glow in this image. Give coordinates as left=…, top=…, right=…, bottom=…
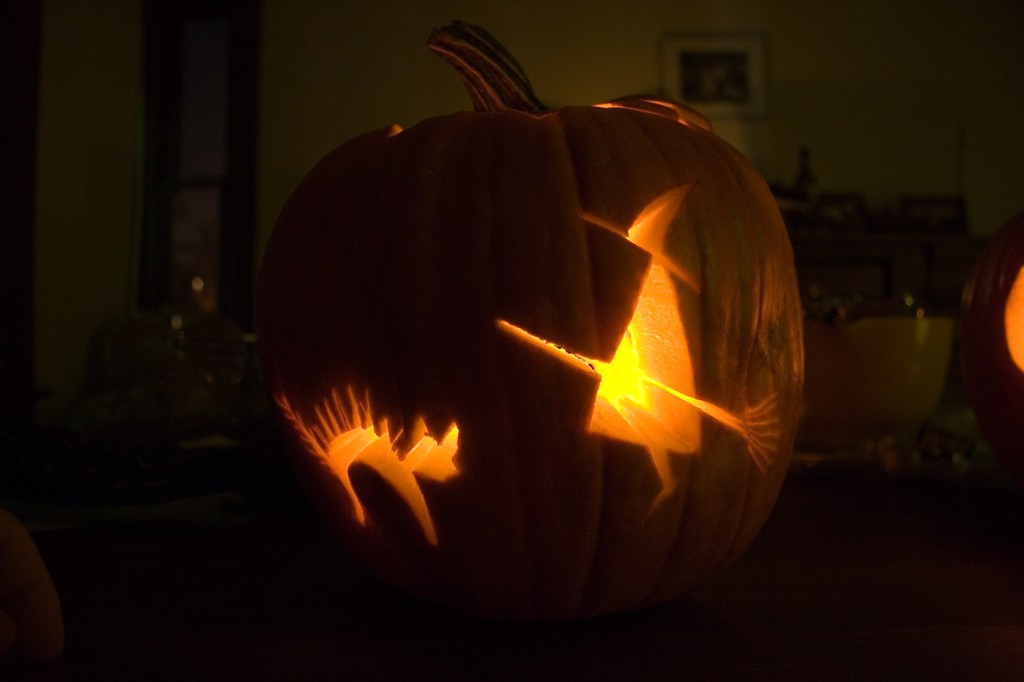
left=278, top=184, right=781, bottom=536
left=1006, top=266, right=1024, bottom=372
left=595, top=98, right=713, bottom=132
left=500, top=184, right=779, bottom=505
left=594, top=330, right=644, bottom=405
left=277, top=388, right=458, bottom=545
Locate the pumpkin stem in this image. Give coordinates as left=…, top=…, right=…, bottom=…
left=428, top=21, right=547, bottom=114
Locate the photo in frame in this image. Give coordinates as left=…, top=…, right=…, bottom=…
left=661, top=34, right=767, bottom=118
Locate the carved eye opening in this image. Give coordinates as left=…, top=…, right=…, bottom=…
left=498, top=184, right=779, bottom=507
left=1005, top=266, right=1024, bottom=372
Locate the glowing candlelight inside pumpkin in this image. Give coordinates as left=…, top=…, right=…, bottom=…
left=1004, top=266, right=1024, bottom=372
left=277, top=389, right=459, bottom=545
left=499, top=183, right=778, bottom=505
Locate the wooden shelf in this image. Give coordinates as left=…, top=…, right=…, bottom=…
left=790, top=230, right=987, bottom=314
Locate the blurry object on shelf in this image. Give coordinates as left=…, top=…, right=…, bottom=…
left=909, top=370, right=1016, bottom=488
left=868, top=205, right=901, bottom=233
left=65, top=310, right=267, bottom=447
left=914, top=423, right=976, bottom=478
left=900, top=195, right=967, bottom=233
left=792, top=146, right=816, bottom=201
left=802, top=285, right=925, bottom=324
left=772, top=146, right=817, bottom=231
left=812, top=193, right=869, bottom=231
left=773, top=187, right=810, bottom=231
left=791, top=231, right=987, bottom=316
left=0, top=310, right=295, bottom=519
left=798, top=309, right=954, bottom=451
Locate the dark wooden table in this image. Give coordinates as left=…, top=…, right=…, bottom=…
left=4, top=465, right=1023, bottom=680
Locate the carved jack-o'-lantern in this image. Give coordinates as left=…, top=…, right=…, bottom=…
left=961, top=211, right=1024, bottom=485
left=256, top=23, right=804, bottom=620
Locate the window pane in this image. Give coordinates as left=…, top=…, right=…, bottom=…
left=171, top=185, right=220, bottom=313
left=179, top=16, right=228, bottom=181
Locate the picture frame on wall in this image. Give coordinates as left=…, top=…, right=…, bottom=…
left=661, top=34, right=767, bottom=118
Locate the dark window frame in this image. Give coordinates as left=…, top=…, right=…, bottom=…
left=0, top=0, right=42, bottom=429
left=140, top=0, right=260, bottom=329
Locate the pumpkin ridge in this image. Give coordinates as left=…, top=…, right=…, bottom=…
left=688, top=139, right=797, bottom=580
left=549, top=113, right=608, bottom=619
left=617, top=117, right=729, bottom=595
left=634, top=116, right=733, bottom=589
left=676, top=433, right=755, bottom=601
left=633, top=125, right=788, bottom=599
left=642, top=455, right=697, bottom=610
left=688, top=130, right=768, bottom=405
left=477, top=113, right=561, bottom=617
left=961, top=211, right=1024, bottom=486
left=458, top=114, right=547, bottom=617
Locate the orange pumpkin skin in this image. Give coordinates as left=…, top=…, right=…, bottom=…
left=961, top=211, right=1024, bottom=486
left=256, top=29, right=803, bottom=621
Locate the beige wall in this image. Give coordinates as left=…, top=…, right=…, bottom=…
left=35, top=0, right=142, bottom=423
left=34, top=0, right=1024, bottom=421
left=257, top=0, right=1024, bottom=252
